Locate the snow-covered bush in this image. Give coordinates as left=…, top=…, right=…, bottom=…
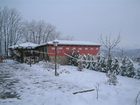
left=120, top=57, right=135, bottom=78
left=79, top=55, right=90, bottom=69
left=68, top=50, right=79, bottom=66
left=95, top=56, right=107, bottom=72
left=38, top=61, right=59, bottom=70
left=134, top=68, right=140, bottom=79
left=106, top=70, right=118, bottom=85
left=106, top=58, right=119, bottom=85
left=67, top=52, right=138, bottom=79
left=111, top=58, right=120, bottom=75
left=77, top=59, right=84, bottom=71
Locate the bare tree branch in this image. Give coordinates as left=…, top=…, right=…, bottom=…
left=0, top=7, right=22, bottom=56
left=22, top=21, right=60, bottom=44
left=100, top=34, right=120, bottom=59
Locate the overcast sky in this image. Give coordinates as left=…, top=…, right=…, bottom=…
left=0, top=0, right=140, bottom=49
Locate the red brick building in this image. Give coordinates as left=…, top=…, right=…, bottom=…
left=9, top=40, right=101, bottom=64
left=38, top=40, right=101, bottom=64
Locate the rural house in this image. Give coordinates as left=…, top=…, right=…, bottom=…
left=9, top=40, right=101, bottom=64
left=9, top=42, right=39, bottom=63
left=37, top=40, right=101, bottom=64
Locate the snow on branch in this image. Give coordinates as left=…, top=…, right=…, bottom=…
left=64, top=53, right=96, bottom=63
left=100, top=35, right=120, bottom=49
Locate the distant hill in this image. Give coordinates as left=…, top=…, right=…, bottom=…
left=100, top=47, right=140, bottom=59
left=125, top=49, right=140, bottom=58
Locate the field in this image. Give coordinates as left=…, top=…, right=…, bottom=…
left=0, top=60, right=140, bottom=105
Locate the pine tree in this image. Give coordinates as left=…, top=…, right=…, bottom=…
left=77, top=59, right=84, bottom=71
left=88, top=54, right=95, bottom=70
left=81, top=55, right=90, bottom=69
left=120, top=57, right=135, bottom=78
left=106, top=70, right=118, bottom=85
left=135, top=68, right=140, bottom=79
left=126, top=58, right=135, bottom=77
left=89, top=56, right=96, bottom=70
left=111, top=58, right=120, bottom=75
left=120, top=57, right=127, bottom=76
left=68, top=50, right=79, bottom=66
left=106, top=58, right=119, bottom=85
left=95, top=56, right=107, bottom=72
left=99, top=57, right=107, bottom=72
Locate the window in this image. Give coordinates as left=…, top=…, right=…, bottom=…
left=78, top=48, right=82, bottom=50
left=85, top=48, right=88, bottom=50
left=58, top=47, right=63, bottom=50
left=51, top=47, right=55, bottom=50
left=66, top=47, right=69, bottom=50
left=96, top=48, right=98, bottom=50
left=72, top=47, right=76, bottom=50
left=90, top=48, right=93, bottom=50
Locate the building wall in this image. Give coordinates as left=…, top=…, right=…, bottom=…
left=35, top=44, right=100, bottom=64
left=36, top=46, right=48, bottom=61
left=46, top=44, right=100, bottom=65
left=47, top=44, right=100, bottom=57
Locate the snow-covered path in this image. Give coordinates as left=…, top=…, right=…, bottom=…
left=0, top=60, right=140, bottom=105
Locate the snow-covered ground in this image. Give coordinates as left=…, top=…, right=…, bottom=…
left=0, top=60, right=140, bottom=105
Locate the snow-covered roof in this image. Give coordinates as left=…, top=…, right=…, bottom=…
left=9, top=40, right=101, bottom=49
left=40, top=40, right=101, bottom=46
left=9, top=42, right=39, bottom=49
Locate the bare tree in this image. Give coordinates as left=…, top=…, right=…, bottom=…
left=8, top=9, right=22, bottom=45
left=100, top=34, right=120, bottom=85
left=100, top=35, right=120, bottom=60
left=22, top=20, right=60, bottom=44
left=0, top=7, right=61, bottom=56
left=0, top=7, right=22, bottom=56
left=0, top=8, right=3, bottom=55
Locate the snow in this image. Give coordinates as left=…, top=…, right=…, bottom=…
left=9, top=42, right=39, bottom=49
left=0, top=60, right=140, bottom=105
left=40, top=40, right=101, bottom=46
left=9, top=40, right=100, bottom=50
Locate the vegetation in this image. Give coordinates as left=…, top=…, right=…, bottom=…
left=0, top=7, right=72, bottom=56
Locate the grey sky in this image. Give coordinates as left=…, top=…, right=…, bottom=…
left=0, top=0, right=140, bottom=49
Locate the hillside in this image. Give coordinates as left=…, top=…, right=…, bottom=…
left=0, top=60, right=140, bottom=105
